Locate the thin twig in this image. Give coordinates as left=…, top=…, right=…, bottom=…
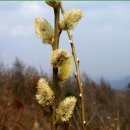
left=73, top=114, right=81, bottom=130
left=96, top=112, right=106, bottom=129
left=117, top=110, right=120, bottom=130
left=60, top=3, right=86, bottom=130
left=86, top=106, right=100, bottom=127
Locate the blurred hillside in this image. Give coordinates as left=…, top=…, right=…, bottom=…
left=0, top=58, right=130, bottom=130
left=93, top=76, right=130, bottom=89
left=107, top=76, right=130, bottom=89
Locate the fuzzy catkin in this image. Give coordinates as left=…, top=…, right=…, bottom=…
left=62, top=9, right=83, bottom=30
left=50, top=49, right=72, bottom=82
left=58, top=58, right=72, bottom=82
left=50, top=49, right=70, bottom=68
left=56, top=96, right=77, bottom=122
left=35, top=18, right=54, bottom=45
left=36, top=78, right=55, bottom=106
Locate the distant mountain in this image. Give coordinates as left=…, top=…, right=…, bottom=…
left=93, top=76, right=130, bottom=89
left=107, top=76, right=130, bottom=89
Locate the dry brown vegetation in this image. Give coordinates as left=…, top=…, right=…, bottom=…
left=0, top=58, right=130, bottom=130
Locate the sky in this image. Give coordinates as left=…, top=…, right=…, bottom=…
left=0, top=1, right=130, bottom=80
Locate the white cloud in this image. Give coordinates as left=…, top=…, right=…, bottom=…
left=11, top=25, right=31, bottom=37
left=0, top=2, right=51, bottom=37
left=20, top=2, right=48, bottom=17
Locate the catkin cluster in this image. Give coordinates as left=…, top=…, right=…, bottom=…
left=34, top=1, right=83, bottom=124
left=34, top=9, right=83, bottom=46
left=35, top=78, right=77, bottom=122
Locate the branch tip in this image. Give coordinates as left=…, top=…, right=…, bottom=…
left=69, top=40, right=73, bottom=44
left=79, top=93, right=82, bottom=98
left=77, top=58, right=80, bottom=63
left=81, top=83, right=83, bottom=87
left=75, top=72, right=77, bottom=77
left=84, top=121, right=86, bottom=125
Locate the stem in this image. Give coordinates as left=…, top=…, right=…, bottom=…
left=60, top=3, right=87, bottom=130
left=51, top=5, right=60, bottom=130
left=52, top=6, right=60, bottom=50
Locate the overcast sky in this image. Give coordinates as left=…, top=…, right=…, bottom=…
left=0, top=1, right=130, bottom=80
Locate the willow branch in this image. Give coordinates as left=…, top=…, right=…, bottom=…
left=51, top=5, right=61, bottom=130
left=60, top=3, right=87, bottom=130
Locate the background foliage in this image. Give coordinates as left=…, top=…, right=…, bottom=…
left=0, top=58, right=130, bottom=130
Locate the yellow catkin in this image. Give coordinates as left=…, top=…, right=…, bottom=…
left=56, top=96, right=77, bottom=122
left=62, top=9, right=83, bottom=30
left=36, top=78, right=55, bottom=106
left=50, top=49, right=70, bottom=68
left=58, top=58, right=72, bottom=82
left=35, top=18, right=54, bottom=45
left=50, top=49, right=72, bottom=82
